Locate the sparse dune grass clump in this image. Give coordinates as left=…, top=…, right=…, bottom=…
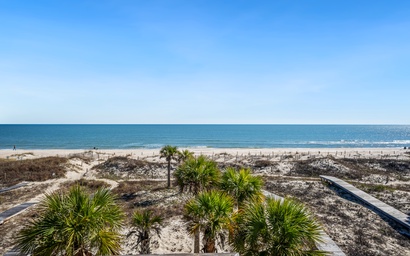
left=290, top=157, right=410, bottom=182
left=68, top=152, right=95, bottom=164
left=59, top=178, right=110, bottom=193
left=112, top=180, right=165, bottom=196
left=253, top=159, right=276, bottom=168
left=93, top=156, right=164, bottom=179
left=0, top=157, right=68, bottom=187
left=112, top=180, right=184, bottom=218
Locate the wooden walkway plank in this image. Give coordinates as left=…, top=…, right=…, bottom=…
left=263, top=190, right=346, bottom=256
left=0, top=182, right=29, bottom=194
left=0, top=202, right=37, bottom=225
left=320, top=175, right=410, bottom=231
left=3, top=247, right=22, bottom=256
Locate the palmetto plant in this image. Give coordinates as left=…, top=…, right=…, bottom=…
left=185, top=190, right=234, bottom=253
left=231, top=197, right=325, bottom=256
left=220, top=167, right=264, bottom=209
left=16, top=185, right=124, bottom=256
left=174, top=155, right=220, bottom=194
left=177, top=149, right=194, bottom=163
left=160, top=145, right=179, bottom=188
left=131, top=209, right=163, bottom=254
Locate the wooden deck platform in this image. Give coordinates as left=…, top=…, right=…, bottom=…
left=263, top=190, right=346, bottom=256
left=0, top=202, right=37, bottom=225
left=320, top=175, right=410, bottom=232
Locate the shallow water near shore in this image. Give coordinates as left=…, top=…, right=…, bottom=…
left=0, top=124, right=409, bottom=149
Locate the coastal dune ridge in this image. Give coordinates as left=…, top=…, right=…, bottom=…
left=1, top=146, right=410, bottom=255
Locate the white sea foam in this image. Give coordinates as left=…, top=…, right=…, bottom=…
left=304, top=140, right=410, bottom=145
left=143, top=144, right=165, bottom=149
left=119, top=142, right=144, bottom=148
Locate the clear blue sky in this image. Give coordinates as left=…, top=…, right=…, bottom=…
left=1, top=0, right=409, bottom=124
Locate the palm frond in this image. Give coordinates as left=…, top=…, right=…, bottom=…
left=184, top=190, right=234, bottom=252
left=231, top=197, right=326, bottom=256
left=131, top=209, right=163, bottom=253
left=221, top=168, right=264, bottom=208
left=15, top=185, right=124, bottom=256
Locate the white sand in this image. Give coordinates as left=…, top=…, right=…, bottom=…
left=1, top=147, right=409, bottom=255
left=0, top=147, right=406, bottom=159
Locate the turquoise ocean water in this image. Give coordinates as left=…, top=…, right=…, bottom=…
left=0, top=125, right=409, bottom=149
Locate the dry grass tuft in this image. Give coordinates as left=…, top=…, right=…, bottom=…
left=58, top=179, right=110, bottom=193
left=92, top=156, right=164, bottom=179
left=111, top=180, right=184, bottom=220
left=112, top=180, right=165, bottom=197
left=0, top=157, right=68, bottom=187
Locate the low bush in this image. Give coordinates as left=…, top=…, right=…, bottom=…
left=0, top=157, right=68, bottom=187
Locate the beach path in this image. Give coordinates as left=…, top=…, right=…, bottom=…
left=0, top=182, right=29, bottom=194
left=0, top=202, right=37, bottom=225
left=320, top=175, right=410, bottom=233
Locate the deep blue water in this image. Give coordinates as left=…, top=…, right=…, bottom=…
left=0, top=125, right=409, bottom=149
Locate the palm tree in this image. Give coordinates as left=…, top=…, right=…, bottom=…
left=174, top=155, right=220, bottom=195
left=160, top=145, right=179, bottom=188
left=220, top=167, right=264, bottom=209
left=231, top=197, right=325, bottom=256
left=185, top=190, right=234, bottom=253
left=175, top=156, right=221, bottom=253
left=177, top=149, right=194, bottom=163
left=16, top=185, right=124, bottom=256
left=131, top=209, right=163, bottom=254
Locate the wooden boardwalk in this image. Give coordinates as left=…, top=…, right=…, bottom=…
left=0, top=182, right=29, bottom=194
left=0, top=202, right=37, bottom=225
left=262, top=190, right=346, bottom=256
left=3, top=247, right=21, bottom=256
left=320, top=175, right=410, bottom=232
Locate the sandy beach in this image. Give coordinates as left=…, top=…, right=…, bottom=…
left=3, top=0, right=410, bottom=254
left=1, top=147, right=410, bottom=255
left=1, top=147, right=407, bottom=159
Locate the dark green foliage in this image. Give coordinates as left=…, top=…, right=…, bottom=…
left=174, top=155, right=221, bottom=194
left=177, top=149, right=194, bottom=163
left=160, top=145, right=179, bottom=188
left=16, top=185, right=124, bottom=256
left=131, top=209, right=163, bottom=254
left=220, top=167, right=263, bottom=209
left=184, top=190, right=234, bottom=253
left=231, top=197, right=326, bottom=256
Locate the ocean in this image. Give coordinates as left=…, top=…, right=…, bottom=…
left=0, top=125, right=409, bottom=149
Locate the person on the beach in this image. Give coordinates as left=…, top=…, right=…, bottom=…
left=13, top=145, right=16, bottom=150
